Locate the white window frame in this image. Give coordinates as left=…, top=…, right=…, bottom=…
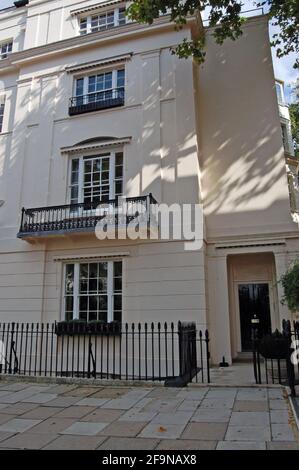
left=275, top=81, right=285, bottom=104
left=68, top=149, right=124, bottom=205
left=78, top=7, right=126, bottom=35
left=63, top=259, right=123, bottom=322
left=0, top=40, right=12, bottom=60
left=73, top=68, right=125, bottom=100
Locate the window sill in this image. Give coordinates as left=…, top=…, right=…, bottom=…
left=55, top=321, right=122, bottom=336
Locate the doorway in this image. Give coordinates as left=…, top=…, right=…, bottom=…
left=238, top=283, right=272, bottom=351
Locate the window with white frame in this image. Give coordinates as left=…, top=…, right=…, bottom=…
left=0, top=41, right=12, bottom=60
left=79, top=7, right=126, bottom=35
left=275, top=81, right=284, bottom=104
left=69, top=151, right=124, bottom=206
left=64, top=260, right=122, bottom=322
left=74, top=69, right=125, bottom=105
left=0, top=97, right=5, bottom=133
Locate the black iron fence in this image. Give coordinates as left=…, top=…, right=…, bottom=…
left=18, top=194, right=157, bottom=238
left=252, top=319, right=299, bottom=396
left=0, top=322, right=210, bottom=385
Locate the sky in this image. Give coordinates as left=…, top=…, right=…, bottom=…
left=0, top=0, right=298, bottom=102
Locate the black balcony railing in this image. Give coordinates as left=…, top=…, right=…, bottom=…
left=18, top=194, right=158, bottom=238
left=69, top=88, right=125, bottom=115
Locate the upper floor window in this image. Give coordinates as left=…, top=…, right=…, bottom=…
left=275, top=81, right=284, bottom=104
left=79, top=7, right=126, bottom=35
left=69, top=69, right=125, bottom=115
left=69, top=151, right=124, bottom=207
left=0, top=41, right=12, bottom=60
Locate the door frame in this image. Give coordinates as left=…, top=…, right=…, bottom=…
left=234, top=280, right=276, bottom=353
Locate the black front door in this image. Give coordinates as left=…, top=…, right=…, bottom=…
left=238, top=283, right=272, bottom=351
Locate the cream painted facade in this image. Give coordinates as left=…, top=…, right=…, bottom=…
left=0, top=1, right=298, bottom=365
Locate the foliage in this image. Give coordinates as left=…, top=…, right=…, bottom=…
left=127, top=1, right=299, bottom=67
left=280, top=258, right=299, bottom=312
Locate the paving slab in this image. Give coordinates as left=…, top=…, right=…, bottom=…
left=99, top=437, right=159, bottom=450
left=118, top=409, right=157, bottom=422
left=266, top=441, right=299, bottom=450
left=216, top=441, right=266, bottom=450
left=25, top=417, right=76, bottom=434
left=81, top=409, right=124, bottom=423
left=191, top=408, right=232, bottom=423
left=44, top=396, right=81, bottom=407
left=270, top=410, right=290, bottom=424
left=233, top=400, right=268, bottom=412
left=200, top=398, right=234, bottom=409
left=0, top=383, right=31, bottom=392
left=100, top=420, right=147, bottom=437
left=177, top=400, right=199, bottom=412
left=61, top=421, right=108, bottom=436
left=0, top=413, right=16, bottom=425
left=142, top=398, right=183, bottom=413
left=176, top=389, right=208, bottom=400
left=236, top=390, right=268, bottom=401
left=75, top=398, right=110, bottom=407
left=0, top=387, right=49, bottom=404
left=21, top=393, right=57, bottom=404
left=54, top=406, right=96, bottom=419
left=148, top=388, right=181, bottom=399
left=20, top=407, right=62, bottom=420
left=267, top=389, right=284, bottom=400
left=229, top=411, right=269, bottom=427
left=182, top=422, right=227, bottom=441
left=225, top=425, right=271, bottom=441
left=269, top=399, right=288, bottom=410
left=205, top=389, right=237, bottom=399
left=0, top=432, right=15, bottom=443
left=157, top=439, right=216, bottom=450
left=151, top=411, right=193, bottom=425
left=63, top=387, right=99, bottom=398
left=101, top=398, right=145, bottom=410
left=89, top=388, right=129, bottom=399
left=0, top=418, right=42, bottom=433
left=46, top=385, right=78, bottom=395
left=0, top=402, right=38, bottom=415
left=0, top=404, right=8, bottom=410
left=271, top=423, right=295, bottom=441
left=0, top=432, right=58, bottom=449
left=43, top=434, right=107, bottom=450
left=0, top=391, right=12, bottom=400
left=140, top=422, right=187, bottom=440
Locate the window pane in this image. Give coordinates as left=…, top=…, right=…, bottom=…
left=117, top=69, right=125, bottom=88
left=65, top=264, right=74, bottom=293
left=80, top=264, right=88, bottom=280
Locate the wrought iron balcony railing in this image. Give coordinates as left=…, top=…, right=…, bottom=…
left=69, top=88, right=125, bottom=116
left=18, top=195, right=158, bottom=239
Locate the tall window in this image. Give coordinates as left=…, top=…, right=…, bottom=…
left=69, top=151, right=124, bottom=206
left=0, top=98, right=5, bottom=133
left=0, top=41, right=12, bottom=60
left=79, top=8, right=126, bottom=35
left=64, top=260, right=122, bottom=322
left=275, top=81, right=284, bottom=104
left=281, top=123, right=289, bottom=152
left=74, top=69, right=125, bottom=105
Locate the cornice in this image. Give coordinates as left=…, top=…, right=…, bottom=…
left=0, top=15, right=180, bottom=75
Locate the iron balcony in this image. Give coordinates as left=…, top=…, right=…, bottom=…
left=69, top=88, right=125, bottom=116
left=17, top=194, right=158, bottom=239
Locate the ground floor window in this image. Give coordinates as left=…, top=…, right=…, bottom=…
left=64, top=260, right=122, bottom=322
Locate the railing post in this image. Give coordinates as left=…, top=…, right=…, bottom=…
left=8, top=322, right=15, bottom=374
left=251, top=315, right=261, bottom=384
left=20, top=207, right=25, bottom=232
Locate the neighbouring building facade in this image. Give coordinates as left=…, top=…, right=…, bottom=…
left=0, top=0, right=298, bottom=365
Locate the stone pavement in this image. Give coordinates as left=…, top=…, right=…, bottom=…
left=0, top=380, right=298, bottom=450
